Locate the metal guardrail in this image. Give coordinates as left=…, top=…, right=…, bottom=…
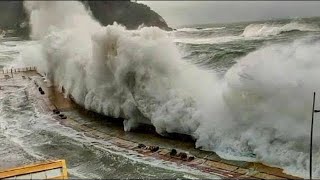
left=0, top=66, right=37, bottom=74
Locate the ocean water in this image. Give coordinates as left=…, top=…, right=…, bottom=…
left=2, top=1, right=320, bottom=178
left=0, top=76, right=214, bottom=179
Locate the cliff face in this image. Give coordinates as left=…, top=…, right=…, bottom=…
left=86, top=1, right=171, bottom=31
left=0, top=1, right=171, bottom=38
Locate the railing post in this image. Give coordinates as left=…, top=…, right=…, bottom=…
left=310, top=92, right=316, bottom=180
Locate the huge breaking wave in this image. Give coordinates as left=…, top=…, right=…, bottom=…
left=174, top=21, right=320, bottom=45
left=242, top=21, right=319, bottom=37
left=20, top=1, right=320, bottom=178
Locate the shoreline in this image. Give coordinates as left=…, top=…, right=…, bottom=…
left=1, top=68, right=302, bottom=179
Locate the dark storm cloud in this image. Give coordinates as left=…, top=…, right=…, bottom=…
left=138, top=1, right=320, bottom=27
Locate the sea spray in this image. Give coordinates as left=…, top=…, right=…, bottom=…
left=23, top=1, right=226, bottom=134
left=22, top=1, right=320, bottom=178
left=242, top=21, right=319, bottom=37
left=222, top=37, right=320, bottom=177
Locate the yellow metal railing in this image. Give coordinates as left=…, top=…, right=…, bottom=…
left=0, top=160, right=68, bottom=179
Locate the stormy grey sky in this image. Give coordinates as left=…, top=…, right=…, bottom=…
left=138, top=1, right=320, bottom=27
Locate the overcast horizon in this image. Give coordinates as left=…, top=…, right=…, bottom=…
left=138, top=1, right=320, bottom=27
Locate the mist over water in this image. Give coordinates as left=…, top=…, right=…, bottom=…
left=9, top=1, right=320, bottom=178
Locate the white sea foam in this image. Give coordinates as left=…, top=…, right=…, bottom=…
left=0, top=82, right=215, bottom=179
left=242, top=22, right=319, bottom=37
left=20, top=1, right=320, bottom=178
left=175, top=22, right=319, bottom=44
left=176, top=27, right=224, bottom=32
left=173, top=35, right=247, bottom=44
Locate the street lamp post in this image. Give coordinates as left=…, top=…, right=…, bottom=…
left=311, top=92, right=320, bottom=180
